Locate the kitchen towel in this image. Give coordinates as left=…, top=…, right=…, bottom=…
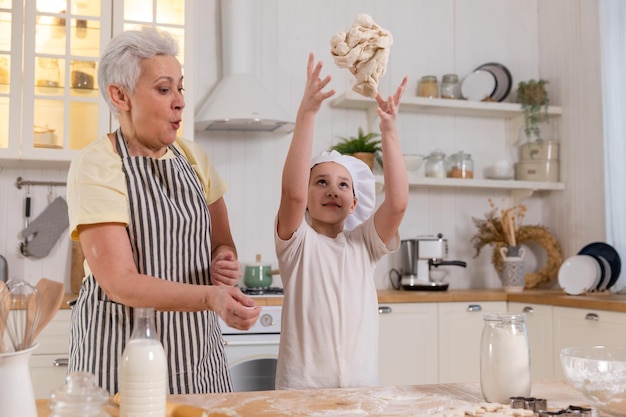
left=20, top=196, right=69, bottom=258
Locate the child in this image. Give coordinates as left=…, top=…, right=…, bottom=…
left=274, top=52, right=408, bottom=389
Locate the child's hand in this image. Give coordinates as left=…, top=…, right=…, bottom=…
left=375, top=76, right=408, bottom=132
left=299, top=53, right=335, bottom=115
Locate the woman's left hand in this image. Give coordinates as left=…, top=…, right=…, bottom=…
left=210, top=251, right=241, bottom=286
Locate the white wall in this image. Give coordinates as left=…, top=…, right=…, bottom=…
left=0, top=0, right=605, bottom=292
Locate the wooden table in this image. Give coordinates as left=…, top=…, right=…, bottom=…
left=37, top=380, right=601, bottom=417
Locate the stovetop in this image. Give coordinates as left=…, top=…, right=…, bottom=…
left=239, top=286, right=284, bottom=296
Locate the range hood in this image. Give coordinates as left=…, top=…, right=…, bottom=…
left=194, top=0, right=294, bottom=133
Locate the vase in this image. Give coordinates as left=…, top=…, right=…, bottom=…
left=499, top=246, right=526, bottom=292
left=0, top=344, right=39, bottom=417
left=351, top=152, right=375, bottom=170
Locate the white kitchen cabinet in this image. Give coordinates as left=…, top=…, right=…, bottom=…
left=30, top=308, right=71, bottom=399
left=552, top=306, right=626, bottom=379
left=507, top=302, right=554, bottom=380
left=0, top=0, right=191, bottom=166
left=378, top=302, right=438, bottom=386
left=437, top=301, right=507, bottom=383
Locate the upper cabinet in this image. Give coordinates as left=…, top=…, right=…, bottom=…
left=0, top=0, right=190, bottom=167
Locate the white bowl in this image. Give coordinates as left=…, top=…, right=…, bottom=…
left=403, top=154, right=425, bottom=173
left=561, top=346, right=626, bottom=416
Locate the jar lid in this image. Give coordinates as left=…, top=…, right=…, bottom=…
left=442, top=74, right=459, bottom=82
left=427, top=149, right=446, bottom=158
left=420, top=75, right=438, bottom=82
left=483, top=313, right=526, bottom=323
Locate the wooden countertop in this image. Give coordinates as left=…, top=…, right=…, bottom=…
left=36, top=380, right=604, bottom=417
left=61, top=288, right=626, bottom=311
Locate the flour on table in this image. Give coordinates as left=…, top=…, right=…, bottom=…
left=419, top=402, right=535, bottom=417
left=330, top=13, right=392, bottom=98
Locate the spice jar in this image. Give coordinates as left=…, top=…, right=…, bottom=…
left=447, top=151, right=474, bottom=179
left=441, top=74, right=460, bottom=99
left=418, top=75, right=439, bottom=98
left=425, top=149, right=447, bottom=178
left=480, top=313, right=531, bottom=403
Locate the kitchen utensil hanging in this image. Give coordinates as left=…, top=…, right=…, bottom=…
left=19, top=187, right=31, bottom=256
left=15, top=177, right=68, bottom=258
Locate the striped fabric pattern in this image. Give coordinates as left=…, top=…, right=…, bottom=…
left=68, top=129, right=232, bottom=394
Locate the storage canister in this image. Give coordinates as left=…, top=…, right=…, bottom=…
left=418, top=75, right=439, bottom=98
left=49, top=372, right=110, bottom=417
left=447, top=151, right=474, bottom=179
left=425, top=149, right=447, bottom=178
left=480, top=313, right=531, bottom=403
left=440, top=74, right=460, bottom=99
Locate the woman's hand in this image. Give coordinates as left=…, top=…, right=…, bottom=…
left=208, top=286, right=261, bottom=330
left=210, top=250, right=241, bottom=286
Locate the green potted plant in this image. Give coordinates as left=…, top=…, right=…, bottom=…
left=515, top=79, right=559, bottom=181
left=329, top=127, right=381, bottom=169
left=516, top=79, right=549, bottom=142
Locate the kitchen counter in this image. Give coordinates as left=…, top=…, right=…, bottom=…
left=376, top=288, right=626, bottom=313
left=61, top=289, right=626, bottom=311
left=36, top=380, right=602, bottom=417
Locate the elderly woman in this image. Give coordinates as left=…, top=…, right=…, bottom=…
left=66, top=27, right=260, bottom=395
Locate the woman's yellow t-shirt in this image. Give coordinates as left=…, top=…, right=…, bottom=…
left=66, top=135, right=227, bottom=240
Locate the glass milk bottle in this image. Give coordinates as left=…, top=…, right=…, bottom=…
left=119, top=308, right=167, bottom=417
left=480, top=313, right=531, bottom=403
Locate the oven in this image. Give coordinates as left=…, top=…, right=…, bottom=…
left=219, top=301, right=281, bottom=392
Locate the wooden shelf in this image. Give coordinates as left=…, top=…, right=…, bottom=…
left=331, top=92, right=563, bottom=119
left=375, top=175, right=564, bottom=202
left=399, top=176, right=565, bottom=191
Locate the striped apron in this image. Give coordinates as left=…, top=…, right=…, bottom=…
left=68, top=129, right=232, bottom=395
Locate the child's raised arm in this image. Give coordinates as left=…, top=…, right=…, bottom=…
left=373, top=77, right=409, bottom=245
left=276, top=53, right=335, bottom=240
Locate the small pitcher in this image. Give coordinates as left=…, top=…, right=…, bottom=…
left=499, top=245, right=525, bottom=292
left=0, top=344, right=39, bottom=417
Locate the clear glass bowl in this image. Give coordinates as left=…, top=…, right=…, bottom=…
left=561, top=346, right=626, bottom=416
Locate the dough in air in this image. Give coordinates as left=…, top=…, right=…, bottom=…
left=330, top=13, right=393, bottom=98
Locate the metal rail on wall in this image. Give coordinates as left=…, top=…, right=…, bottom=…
left=15, top=176, right=66, bottom=189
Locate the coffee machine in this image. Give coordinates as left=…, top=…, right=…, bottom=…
left=390, top=233, right=467, bottom=291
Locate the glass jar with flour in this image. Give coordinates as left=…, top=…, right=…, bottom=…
left=480, top=313, right=531, bottom=403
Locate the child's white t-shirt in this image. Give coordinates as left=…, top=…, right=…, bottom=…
left=275, top=215, right=400, bottom=389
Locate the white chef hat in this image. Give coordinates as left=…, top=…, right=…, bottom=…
left=310, top=150, right=376, bottom=230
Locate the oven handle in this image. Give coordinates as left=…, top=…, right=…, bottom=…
left=223, top=340, right=280, bottom=347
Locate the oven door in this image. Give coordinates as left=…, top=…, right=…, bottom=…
left=222, top=333, right=280, bottom=392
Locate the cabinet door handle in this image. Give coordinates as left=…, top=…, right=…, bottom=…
left=378, top=306, right=392, bottom=314
left=585, top=313, right=600, bottom=321
left=522, top=306, right=534, bottom=314
left=467, top=304, right=482, bottom=312
left=53, top=358, right=69, bottom=367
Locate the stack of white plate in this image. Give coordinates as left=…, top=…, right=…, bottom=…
left=558, top=242, right=621, bottom=295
